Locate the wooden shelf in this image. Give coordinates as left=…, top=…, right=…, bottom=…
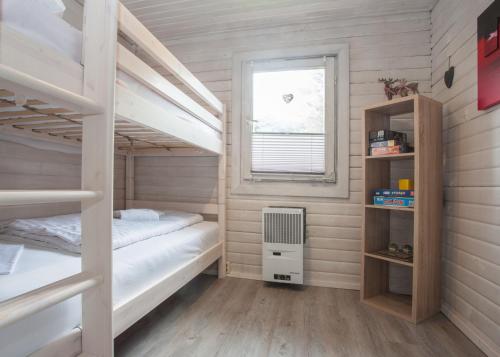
left=365, top=153, right=415, bottom=160
left=365, top=204, right=414, bottom=212
left=364, top=252, right=413, bottom=267
left=361, top=95, right=443, bottom=324
left=363, top=95, right=416, bottom=115
left=363, top=293, right=413, bottom=321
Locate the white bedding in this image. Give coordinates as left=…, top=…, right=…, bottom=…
left=0, top=221, right=219, bottom=357
left=1, top=0, right=83, bottom=62
left=0, top=0, right=203, bottom=128
left=114, top=208, right=161, bottom=221
left=3, top=211, right=202, bottom=253
left=0, top=243, right=23, bottom=275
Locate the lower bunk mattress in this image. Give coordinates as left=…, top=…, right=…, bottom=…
left=0, top=221, right=219, bottom=357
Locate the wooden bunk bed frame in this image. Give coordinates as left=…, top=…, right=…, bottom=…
left=0, top=1, right=226, bottom=356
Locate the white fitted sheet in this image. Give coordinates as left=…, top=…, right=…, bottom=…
left=0, top=221, right=219, bottom=357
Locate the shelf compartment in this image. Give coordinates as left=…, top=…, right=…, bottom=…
left=362, top=255, right=414, bottom=321
left=365, top=153, right=415, bottom=160
left=362, top=293, right=413, bottom=321
left=363, top=95, right=416, bottom=116
left=365, top=204, right=414, bottom=212
left=364, top=252, right=413, bottom=267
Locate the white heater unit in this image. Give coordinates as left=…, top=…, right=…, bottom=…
left=262, top=207, right=305, bottom=285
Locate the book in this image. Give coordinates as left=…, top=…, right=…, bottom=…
left=370, top=139, right=401, bottom=148
left=369, top=130, right=407, bottom=143
left=369, top=145, right=410, bottom=156
left=373, top=189, right=414, bottom=197
left=373, top=196, right=414, bottom=207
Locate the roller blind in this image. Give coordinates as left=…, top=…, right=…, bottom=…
left=251, top=61, right=326, bottom=175
left=252, top=133, right=325, bottom=173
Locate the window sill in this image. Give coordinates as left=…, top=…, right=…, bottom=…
left=231, top=178, right=349, bottom=198
left=244, top=174, right=336, bottom=184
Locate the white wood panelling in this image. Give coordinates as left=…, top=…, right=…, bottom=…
left=0, top=140, right=125, bottom=222
left=134, top=156, right=218, bottom=204
left=115, top=155, right=126, bottom=210
left=130, top=200, right=218, bottom=215
left=122, top=6, right=433, bottom=289
left=122, top=0, right=437, bottom=41
left=431, top=0, right=500, bottom=355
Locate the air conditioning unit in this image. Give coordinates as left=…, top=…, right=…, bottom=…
left=262, top=207, right=305, bottom=285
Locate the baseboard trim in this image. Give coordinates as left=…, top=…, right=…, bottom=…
left=441, top=303, right=500, bottom=357
left=227, top=272, right=360, bottom=291
left=227, top=272, right=261, bottom=281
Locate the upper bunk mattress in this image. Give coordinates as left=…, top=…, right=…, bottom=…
left=1, top=1, right=221, bottom=153
left=0, top=221, right=219, bottom=357
left=1, top=0, right=83, bottom=63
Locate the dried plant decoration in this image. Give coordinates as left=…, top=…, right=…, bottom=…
left=379, top=78, right=419, bottom=100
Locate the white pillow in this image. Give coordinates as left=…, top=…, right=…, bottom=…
left=37, top=0, right=66, bottom=18
left=113, top=209, right=162, bottom=221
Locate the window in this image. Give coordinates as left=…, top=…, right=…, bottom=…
left=251, top=58, right=329, bottom=176
left=232, top=45, right=349, bottom=198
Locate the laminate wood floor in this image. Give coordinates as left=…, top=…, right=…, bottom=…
left=115, top=275, right=485, bottom=357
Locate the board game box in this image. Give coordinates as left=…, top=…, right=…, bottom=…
left=373, top=189, right=414, bottom=197
left=369, top=130, right=407, bottom=143
left=373, top=196, right=414, bottom=207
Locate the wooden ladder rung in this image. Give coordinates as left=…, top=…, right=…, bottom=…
left=0, top=64, right=102, bottom=115
left=0, top=190, right=102, bottom=206
left=0, top=272, right=102, bottom=329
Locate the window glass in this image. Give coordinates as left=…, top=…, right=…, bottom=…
left=251, top=67, right=326, bottom=174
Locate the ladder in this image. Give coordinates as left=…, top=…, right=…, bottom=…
left=0, top=1, right=118, bottom=356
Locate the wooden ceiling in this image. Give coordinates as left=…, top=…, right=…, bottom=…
left=121, top=0, right=438, bottom=41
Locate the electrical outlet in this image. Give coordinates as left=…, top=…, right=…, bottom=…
left=225, top=261, right=231, bottom=274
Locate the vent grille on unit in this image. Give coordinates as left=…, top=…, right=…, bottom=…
left=263, top=207, right=304, bottom=245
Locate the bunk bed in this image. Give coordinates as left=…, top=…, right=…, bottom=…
left=0, top=1, right=227, bottom=356
left=0, top=0, right=224, bottom=154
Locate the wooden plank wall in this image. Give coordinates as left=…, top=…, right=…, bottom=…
left=153, top=10, right=433, bottom=289
left=115, top=156, right=126, bottom=209
left=134, top=156, right=218, bottom=204
left=431, top=0, right=500, bottom=355
left=0, top=139, right=126, bottom=222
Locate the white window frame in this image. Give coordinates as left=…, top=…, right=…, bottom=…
left=231, top=44, right=350, bottom=198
